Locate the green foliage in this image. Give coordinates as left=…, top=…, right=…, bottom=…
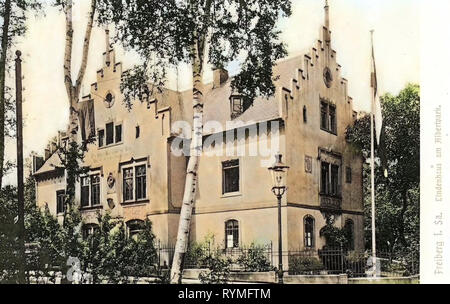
left=236, top=243, right=272, bottom=272
left=1, top=179, right=159, bottom=284
left=183, top=235, right=232, bottom=284
left=319, top=215, right=349, bottom=249
left=185, top=241, right=210, bottom=269
left=96, top=0, right=292, bottom=108
left=71, top=213, right=158, bottom=284
left=56, top=141, right=89, bottom=206
left=0, top=0, right=43, bottom=189
left=288, top=255, right=324, bottom=275
left=198, top=253, right=232, bottom=284
left=346, top=84, right=420, bottom=264
left=0, top=185, right=20, bottom=282
left=343, top=251, right=368, bottom=277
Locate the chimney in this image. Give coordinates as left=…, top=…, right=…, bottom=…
left=44, top=147, right=50, bottom=160
left=213, top=68, right=229, bottom=89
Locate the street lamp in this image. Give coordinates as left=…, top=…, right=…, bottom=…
left=268, top=153, right=289, bottom=284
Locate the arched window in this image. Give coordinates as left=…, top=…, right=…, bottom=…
left=82, top=223, right=99, bottom=239
left=304, top=216, right=315, bottom=249
left=127, top=219, right=145, bottom=239
left=225, top=220, right=239, bottom=249
left=344, top=219, right=355, bottom=250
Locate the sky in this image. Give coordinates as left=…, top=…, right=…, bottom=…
left=3, top=0, right=420, bottom=185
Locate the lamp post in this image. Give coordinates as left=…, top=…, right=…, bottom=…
left=268, top=153, right=289, bottom=284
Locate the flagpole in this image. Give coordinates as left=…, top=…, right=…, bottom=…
left=370, top=30, right=377, bottom=278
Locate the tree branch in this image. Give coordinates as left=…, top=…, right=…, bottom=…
left=63, top=0, right=74, bottom=105
left=75, top=0, right=97, bottom=99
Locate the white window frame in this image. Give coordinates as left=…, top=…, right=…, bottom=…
left=122, top=162, right=148, bottom=203
left=80, top=171, right=102, bottom=208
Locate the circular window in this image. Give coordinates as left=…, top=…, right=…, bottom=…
left=323, top=67, right=333, bottom=88
left=104, top=92, right=115, bottom=108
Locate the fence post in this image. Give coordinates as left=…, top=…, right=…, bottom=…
left=340, top=245, right=344, bottom=274
left=208, top=240, right=211, bottom=268
left=158, top=239, right=161, bottom=276
left=270, top=241, right=273, bottom=269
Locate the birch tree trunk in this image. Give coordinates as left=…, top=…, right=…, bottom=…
left=170, top=35, right=205, bottom=284
left=64, top=0, right=96, bottom=143
left=62, top=0, right=96, bottom=202
left=0, top=0, right=12, bottom=189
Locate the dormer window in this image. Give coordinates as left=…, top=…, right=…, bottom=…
left=230, top=95, right=250, bottom=119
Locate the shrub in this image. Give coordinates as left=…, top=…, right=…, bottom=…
left=344, top=251, right=368, bottom=277
left=198, top=253, right=232, bottom=284
left=236, top=244, right=273, bottom=272
left=184, top=242, right=209, bottom=269
left=288, top=255, right=324, bottom=275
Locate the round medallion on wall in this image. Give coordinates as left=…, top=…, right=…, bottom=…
left=323, top=67, right=333, bottom=88
left=104, top=92, right=115, bottom=108
left=107, top=173, right=115, bottom=189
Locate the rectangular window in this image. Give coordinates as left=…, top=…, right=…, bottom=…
left=56, top=190, right=65, bottom=214
left=320, top=162, right=329, bottom=194
left=122, top=165, right=147, bottom=203
left=98, top=129, right=105, bottom=147
left=81, top=174, right=101, bottom=208
left=136, top=126, right=140, bottom=138
left=106, top=122, right=114, bottom=145
left=115, top=124, right=122, bottom=143
left=123, top=167, right=134, bottom=202
left=329, top=105, right=336, bottom=133
left=331, top=164, right=339, bottom=195
left=81, top=176, right=90, bottom=207
left=90, top=174, right=100, bottom=206
left=222, top=159, right=240, bottom=194
left=320, top=102, right=328, bottom=130
left=320, top=100, right=337, bottom=135
left=345, top=167, right=352, bottom=184
left=321, top=161, right=341, bottom=197
left=135, top=165, right=147, bottom=200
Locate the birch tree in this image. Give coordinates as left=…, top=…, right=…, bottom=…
left=54, top=0, right=96, bottom=204
left=0, top=0, right=42, bottom=189
left=97, top=0, right=291, bottom=283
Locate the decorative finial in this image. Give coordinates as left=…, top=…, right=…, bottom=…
left=324, top=0, right=331, bottom=42
left=105, top=27, right=111, bottom=66
left=16, top=50, right=22, bottom=58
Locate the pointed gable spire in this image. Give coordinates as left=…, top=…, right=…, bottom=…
left=105, top=27, right=111, bottom=67
left=323, top=0, right=331, bottom=44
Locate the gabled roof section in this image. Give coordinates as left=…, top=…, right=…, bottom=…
left=34, top=152, right=63, bottom=177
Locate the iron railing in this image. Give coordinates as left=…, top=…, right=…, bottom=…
left=155, top=241, right=419, bottom=278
